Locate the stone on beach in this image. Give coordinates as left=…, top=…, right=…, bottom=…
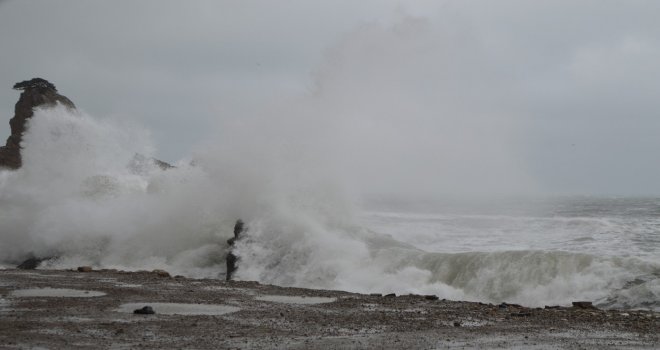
left=572, top=301, right=597, bottom=309
left=133, top=306, right=155, bottom=315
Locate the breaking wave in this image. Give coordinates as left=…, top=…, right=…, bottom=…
left=0, top=105, right=658, bottom=311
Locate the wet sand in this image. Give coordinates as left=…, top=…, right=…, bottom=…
left=0, top=269, right=657, bottom=349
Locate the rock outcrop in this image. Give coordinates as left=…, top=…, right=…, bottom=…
left=0, top=78, right=76, bottom=169
left=226, top=219, right=245, bottom=281
left=16, top=256, right=53, bottom=270
left=0, top=78, right=173, bottom=170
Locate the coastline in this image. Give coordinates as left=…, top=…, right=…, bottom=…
left=0, top=268, right=657, bottom=349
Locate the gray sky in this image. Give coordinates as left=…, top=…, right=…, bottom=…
left=1, top=0, right=660, bottom=196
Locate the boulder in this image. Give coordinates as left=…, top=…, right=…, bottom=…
left=133, top=306, right=155, bottom=315
left=572, top=301, right=597, bottom=309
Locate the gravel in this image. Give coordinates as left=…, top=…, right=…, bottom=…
left=0, top=269, right=657, bottom=349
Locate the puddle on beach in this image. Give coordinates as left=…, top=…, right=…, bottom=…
left=117, top=302, right=240, bottom=316
left=256, top=295, right=336, bottom=304
left=10, top=288, right=106, bottom=298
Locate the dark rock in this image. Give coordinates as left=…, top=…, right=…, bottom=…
left=77, top=266, right=93, bottom=272
left=227, top=219, right=244, bottom=247
left=16, top=257, right=51, bottom=270
left=226, top=219, right=245, bottom=281
left=369, top=293, right=383, bottom=297
left=0, top=78, right=76, bottom=169
left=424, top=295, right=439, bottom=301
left=453, top=321, right=461, bottom=327
left=384, top=293, right=396, bottom=298
left=13, top=78, right=57, bottom=91
left=511, top=311, right=532, bottom=317
left=226, top=252, right=238, bottom=281
left=152, top=269, right=171, bottom=278
left=572, top=301, right=597, bottom=309
left=133, top=306, right=155, bottom=315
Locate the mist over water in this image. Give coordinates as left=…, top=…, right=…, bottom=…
left=307, top=18, right=537, bottom=197
left=0, top=18, right=659, bottom=311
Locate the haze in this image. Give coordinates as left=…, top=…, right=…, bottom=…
left=1, top=0, right=659, bottom=197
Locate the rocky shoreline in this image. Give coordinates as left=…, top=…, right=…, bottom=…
left=0, top=269, right=657, bottom=349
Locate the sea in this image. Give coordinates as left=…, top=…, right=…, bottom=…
left=360, top=196, right=660, bottom=311
left=0, top=105, right=658, bottom=312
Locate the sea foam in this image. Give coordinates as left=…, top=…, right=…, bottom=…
left=0, top=105, right=658, bottom=312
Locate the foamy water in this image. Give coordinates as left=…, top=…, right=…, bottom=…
left=0, top=106, right=658, bottom=311
left=360, top=198, right=660, bottom=310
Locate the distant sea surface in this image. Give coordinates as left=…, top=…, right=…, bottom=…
left=361, top=196, right=660, bottom=310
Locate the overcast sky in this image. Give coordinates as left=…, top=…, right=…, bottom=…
left=1, top=0, right=660, bottom=197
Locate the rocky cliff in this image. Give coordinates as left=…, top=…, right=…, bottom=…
left=0, top=78, right=172, bottom=170
left=0, top=78, right=75, bottom=169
